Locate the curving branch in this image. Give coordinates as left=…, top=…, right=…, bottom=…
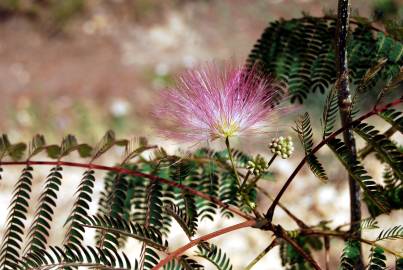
left=152, top=220, right=257, bottom=269
left=300, top=228, right=402, bottom=258
left=0, top=159, right=253, bottom=221
left=265, top=96, right=402, bottom=221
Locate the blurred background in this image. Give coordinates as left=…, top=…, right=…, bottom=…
left=0, top=0, right=402, bottom=269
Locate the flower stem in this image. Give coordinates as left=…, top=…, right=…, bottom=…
left=225, top=137, right=258, bottom=215
left=267, top=154, right=277, bottom=168
left=225, top=137, right=242, bottom=187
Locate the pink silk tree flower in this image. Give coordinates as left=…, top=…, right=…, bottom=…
left=154, top=62, right=287, bottom=142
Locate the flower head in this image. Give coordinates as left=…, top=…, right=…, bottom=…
left=154, top=62, right=287, bottom=142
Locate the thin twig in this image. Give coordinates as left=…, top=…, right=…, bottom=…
left=300, top=229, right=402, bottom=258
left=152, top=220, right=257, bottom=269
left=324, top=236, right=330, bottom=270
left=359, top=126, right=397, bottom=159
left=257, top=186, right=308, bottom=229
left=245, top=238, right=278, bottom=270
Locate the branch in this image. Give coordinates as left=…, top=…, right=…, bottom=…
left=265, top=223, right=322, bottom=270
left=152, top=220, right=257, bottom=270
left=257, top=186, right=308, bottom=229
left=359, top=126, right=397, bottom=159
left=300, top=228, right=403, bottom=258
left=0, top=160, right=253, bottom=221
left=335, top=0, right=364, bottom=266
left=265, top=96, right=402, bottom=221
left=324, top=236, right=330, bottom=270
left=245, top=238, right=278, bottom=270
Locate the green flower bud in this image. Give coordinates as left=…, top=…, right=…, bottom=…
left=269, top=136, right=294, bottom=159
left=246, top=154, right=268, bottom=176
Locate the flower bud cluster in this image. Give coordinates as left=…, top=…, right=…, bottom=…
left=246, top=154, right=268, bottom=176
left=269, top=136, right=294, bottom=159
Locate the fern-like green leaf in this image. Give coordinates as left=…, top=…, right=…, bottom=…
left=353, top=122, right=403, bottom=179
left=143, top=247, right=160, bottom=270
left=0, top=166, right=33, bottom=269
left=322, top=86, right=339, bottom=137
left=219, top=171, right=239, bottom=218
left=63, top=169, right=96, bottom=246
left=164, top=255, right=204, bottom=270
left=339, top=240, right=361, bottom=270
left=23, top=166, right=63, bottom=254
left=248, top=16, right=402, bottom=103
left=360, top=218, right=379, bottom=230
left=165, top=202, right=197, bottom=239
left=82, top=215, right=168, bottom=251
left=96, top=171, right=122, bottom=250
left=20, top=244, right=136, bottom=269
left=295, top=113, right=328, bottom=182
left=376, top=225, right=403, bottom=241
left=59, top=134, right=92, bottom=158
left=91, top=130, right=127, bottom=162
left=196, top=164, right=219, bottom=221
left=327, top=138, right=390, bottom=214
left=196, top=244, right=233, bottom=270
left=279, top=235, right=322, bottom=270
left=367, top=246, right=386, bottom=270
left=379, top=108, right=403, bottom=133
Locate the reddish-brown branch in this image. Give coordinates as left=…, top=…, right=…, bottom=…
left=260, top=223, right=322, bottom=270
left=152, top=220, right=257, bottom=270
left=0, top=160, right=253, bottom=220
left=265, top=96, right=402, bottom=221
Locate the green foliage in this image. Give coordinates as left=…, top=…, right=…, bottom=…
left=248, top=16, right=402, bottom=103
left=19, top=244, right=136, bottom=270
left=0, top=134, right=27, bottom=161
left=322, top=86, right=339, bottom=138
left=327, top=138, right=390, bottom=214
left=279, top=235, right=322, bottom=270
left=164, top=255, right=204, bottom=270
left=340, top=240, right=361, bottom=270
left=196, top=244, right=233, bottom=270
left=0, top=122, right=401, bottom=269
left=24, top=166, right=63, bottom=254
left=379, top=108, right=403, bottom=133
left=360, top=218, right=379, bottom=230
left=294, top=113, right=328, bottom=182
left=0, top=4, right=402, bottom=268
left=82, top=215, right=168, bottom=251
left=143, top=247, right=160, bottom=270
left=367, top=246, right=386, bottom=270
left=0, top=166, right=33, bottom=269
left=165, top=202, right=197, bottom=239
left=353, top=122, right=403, bottom=179
left=63, top=169, right=96, bottom=246
left=376, top=225, right=403, bottom=241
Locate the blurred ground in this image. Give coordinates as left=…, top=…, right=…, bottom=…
left=0, top=0, right=402, bottom=269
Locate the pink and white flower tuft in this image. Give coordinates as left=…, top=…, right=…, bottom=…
left=154, top=62, right=287, bottom=142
